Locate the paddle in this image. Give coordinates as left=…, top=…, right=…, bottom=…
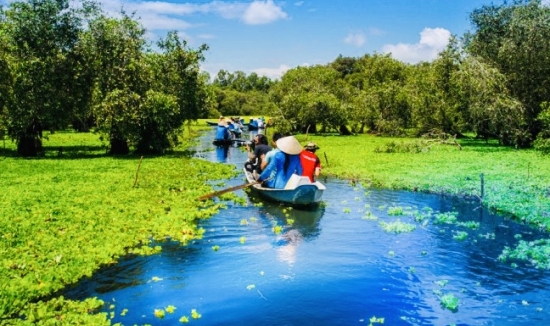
left=198, top=180, right=261, bottom=201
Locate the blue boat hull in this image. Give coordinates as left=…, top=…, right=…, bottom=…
left=243, top=169, right=325, bottom=206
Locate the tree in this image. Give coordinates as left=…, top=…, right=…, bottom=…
left=2, top=0, right=96, bottom=156
left=466, top=0, right=550, bottom=146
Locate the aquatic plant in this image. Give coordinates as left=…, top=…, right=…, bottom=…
left=179, top=316, right=189, bottom=323
left=273, top=225, right=283, bottom=234
left=120, top=308, right=128, bottom=316
left=440, top=293, right=459, bottom=311
left=154, top=309, right=165, bottom=319
left=212, top=245, right=220, bottom=251
left=387, top=206, right=405, bottom=216
left=287, top=218, right=295, bottom=225
left=457, top=221, right=480, bottom=229
left=363, top=211, right=378, bottom=220
left=435, top=280, right=449, bottom=287
left=240, top=219, right=249, bottom=225
left=499, top=239, right=550, bottom=269
left=166, top=305, right=176, bottom=314
left=191, top=309, right=201, bottom=319
left=152, top=277, right=163, bottom=282
left=239, top=236, right=246, bottom=244
left=433, top=212, right=458, bottom=224
left=379, top=220, right=416, bottom=233
left=343, top=207, right=351, bottom=213
left=368, top=316, right=385, bottom=325
left=453, top=231, right=468, bottom=241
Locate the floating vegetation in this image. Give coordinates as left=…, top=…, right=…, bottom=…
left=453, top=231, right=468, bottom=241
left=379, top=220, right=416, bottom=234
left=363, top=211, right=378, bottom=220
left=239, top=236, right=246, bottom=244
left=343, top=207, right=351, bottom=213
left=439, top=293, right=459, bottom=311
left=499, top=239, right=550, bottom=269
left=240, top=219, right=249, bottom=225
left=212, top=245, right=220, bottom=251
left=433, top=212, right=458, bottom=224
left=273, top=225, right=283, bottom=234
left=191, top=309, right=201, bottom=319
left=387, top=206, right=405, bottom=216
left=388, top=251, right=395, bottom=257
left=435, top=280, right=449, bottom=287
left=120, top=309, right=128, bottom=316
left=368, top=316, right=385, bottom=325
left=287, top=218, right=295, bottom=225
left=250, top=217, right=258, bottom=223
left=151, top=276, right=163, bottom=282
left=179, top=316, right=189, bottom=323
left=457, top=221, right=480, bottom=229
left=154, top=309, right=165, bottom=319
left=166, top=305, right=176, bottom=314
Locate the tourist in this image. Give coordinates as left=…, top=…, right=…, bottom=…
left=300, top=142, right=321, bottom=182
left=244, top=133, right=271, bottom=173
left=257, top=136, right=303, bottom=189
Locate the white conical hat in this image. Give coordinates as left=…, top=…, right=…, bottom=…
left=276, top=136, right=302, bottom=155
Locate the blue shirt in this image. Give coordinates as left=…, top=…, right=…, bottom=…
left=259, top=151, right=303, bottom=189
left=215, top=125, right=231, bottom=140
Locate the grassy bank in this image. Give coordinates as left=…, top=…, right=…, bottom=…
left=1, top=125, right=549, bottom=324
left=0, top=124, right=237, bottom=324
left=296, top=133, right=550, bottom=228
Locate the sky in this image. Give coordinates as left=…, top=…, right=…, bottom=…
left=2, top=0, right=549, bottom=79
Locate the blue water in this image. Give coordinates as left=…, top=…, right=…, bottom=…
left=65, top=130, right=550, bottom=325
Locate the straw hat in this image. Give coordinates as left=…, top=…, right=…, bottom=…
left=276, top=136, right=302, bottom=155
left=304, top=142, right=320, bottom=150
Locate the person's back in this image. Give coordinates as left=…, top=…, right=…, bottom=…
left=215, top=123, right=230, bottom=140
left=300, top=142, right=321, bottom=182
left=258, top=136, right=303, bottom=189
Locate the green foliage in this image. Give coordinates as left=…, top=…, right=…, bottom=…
left=379, top=220, right=416, bottom=234
left=440, top=293, right=459, bottom=311
left=534, top=103, right=550, bottom=154
left=499, top=239, right=550, bottom=269
left=0, top=130, right=235, bottom=322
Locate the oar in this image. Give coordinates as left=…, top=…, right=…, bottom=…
left=198, top=181, right=260, bottom=201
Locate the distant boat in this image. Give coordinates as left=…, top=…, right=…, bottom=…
left=243, top=168, right=325, bottom=206
left=206, top=121, right=219, bottom=126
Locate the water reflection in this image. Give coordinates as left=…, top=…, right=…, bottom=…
left=61, top=129, right=550, bottom=326
left=214, top=145, right=230, bottom=162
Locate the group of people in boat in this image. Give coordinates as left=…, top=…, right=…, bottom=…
left=244, top=132, right=321, bottom=189
left=215, top=116, right=244, bottom=141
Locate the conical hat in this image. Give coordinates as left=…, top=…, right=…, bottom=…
left=276, top=136, right=302, bottom=155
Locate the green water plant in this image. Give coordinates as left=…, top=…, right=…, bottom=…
left=379, top=220, right=416, bottom=234
left=433, top=212, right=458, bottom=224
left=440, top=293, right=459, bottom=311
left=499, top=239, right=550, bottom=269
left=387, top=206, right=405, bottom=216
left=453, top=231, right=468, bottom=241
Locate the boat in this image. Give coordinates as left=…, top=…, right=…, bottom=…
left=212, top=139, right=233, bottom=146
left=243, top=168, right=325, bottom=206
left=206, top=121, right=219, bottom=126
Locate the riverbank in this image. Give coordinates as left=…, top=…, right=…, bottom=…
left=297, top=133, right=550, bottom=229
left=1, top=125, right=548, bottom=324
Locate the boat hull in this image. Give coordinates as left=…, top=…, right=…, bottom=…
left=243, top=168, right=325, bottom=206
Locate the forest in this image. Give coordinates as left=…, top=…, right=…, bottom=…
left=1, top=0, right=550, bottom=155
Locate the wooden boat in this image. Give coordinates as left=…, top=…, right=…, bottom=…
left=206, top=121, right=219, bottom=126
left=243, top=168, right=325, bottom=206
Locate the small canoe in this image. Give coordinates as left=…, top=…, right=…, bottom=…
left=243, top=168, right=325, bottom=206
left=206, top=121, right=219, bottom=126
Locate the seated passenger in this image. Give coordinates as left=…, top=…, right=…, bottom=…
left=257, top=136, right=303, bottom=189
left=300, top=142, right=321, bottom=182
left=215, top=120, right=231, bottom=141
left=244, top=134, right=271, bottom=173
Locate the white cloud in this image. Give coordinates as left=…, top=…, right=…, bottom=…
left=294, top=1, right=304, bottom=6
left=382, top=27, right=451, bottom=63
left=253, top=64, right=291, bottom=79
left=242, top=0, right=288, bottom=25
left=344, top=32, right=366, bottom=47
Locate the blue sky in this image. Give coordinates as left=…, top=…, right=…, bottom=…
left=3, top=0, right=549, bottom=79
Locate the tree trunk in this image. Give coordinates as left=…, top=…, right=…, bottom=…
left=17, top=135, right=43, bottom=157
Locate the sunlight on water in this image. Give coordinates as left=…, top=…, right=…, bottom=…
left=64, top=129, right=550, bottom=325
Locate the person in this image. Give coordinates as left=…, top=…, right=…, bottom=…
left=214, top=120, right=231, bottom=142
left=300, top=142, right=321, bottom=182
left=257, top=136, right=303, bottom=189
left=260, top=132, right=283, bottom=171
left=244, top=133, right=271, bottom=173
